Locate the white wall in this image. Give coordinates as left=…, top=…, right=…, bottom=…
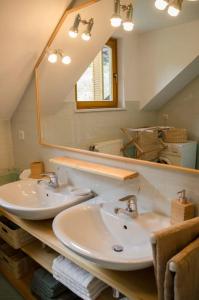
left=117, top=32, right=140, bottom=102
left=138, top=20, right=199, bottom=108
left=41, top=101, right=158, bottom=148
left=0, top=120, right=14, bottom=170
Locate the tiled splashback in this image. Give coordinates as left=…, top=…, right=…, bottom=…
left=36, top=146, right=199, bottom=219
left=55, top=160, right=199, bottom=218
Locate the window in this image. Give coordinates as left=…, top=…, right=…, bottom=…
left=76, top=38, right=118, bottom=109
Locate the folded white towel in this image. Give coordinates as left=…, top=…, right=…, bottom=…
left=53, top=261, right=106, bottom=292
left=54, top=272, right=106, bottom=300
left=52, top=256, right=107, bottom=300
left=53, top=256, right=95, bottom=287
left=54, top=269, right=106, bottom=295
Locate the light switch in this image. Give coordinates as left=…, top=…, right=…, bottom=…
left=163, top=114, right=169, bottom=121
left=18, top=130, right=25, bottom=140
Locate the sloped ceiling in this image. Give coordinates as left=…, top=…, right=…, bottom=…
left=133, top=0, right=199, bottom=32
left=143, top=56, right=199, bottom=111
left=0, top=0, right=74, bottom=119
left=139, top=19, right=199, bottom=110
left=1, top=0, right=199, bottom=119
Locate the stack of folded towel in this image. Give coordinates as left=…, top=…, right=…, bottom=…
left=52, top=256, right=108, bottom=300
left=31, top=268, right=80, bottom=300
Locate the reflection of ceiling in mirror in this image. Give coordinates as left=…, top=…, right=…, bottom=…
left=133, top=0, right=199, bottom=32
left=38, top=0, right=199, bottom=114
left=38, top=0, right=116, bottom=113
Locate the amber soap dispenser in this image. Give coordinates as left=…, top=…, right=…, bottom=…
left=171, top=189, right=195, bottom=224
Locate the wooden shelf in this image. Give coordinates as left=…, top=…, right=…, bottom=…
left=22, top=240, right=115, bottom=300
left=50, top=156, right=138, bottom=181
left=0, top=209, right=157, bottom=300
left=22, top=240, right=58, bottom=273
left=0, top=264, right=36, bottom=300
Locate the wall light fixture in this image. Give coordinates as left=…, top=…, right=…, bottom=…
left=47, top=50, right=71, bottom=65
left=155, top=0, right=183, bottom=17
left=110, top=0, right=134, bottom=32
left=69, top=14, right=94, bottom=41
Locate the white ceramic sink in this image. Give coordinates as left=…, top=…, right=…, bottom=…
left=0, top=180, right=92, bottom=220
left=53, top=202, right=170, bottom=271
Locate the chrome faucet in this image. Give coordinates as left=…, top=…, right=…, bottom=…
left=37, top=172, right=59, bottom=188
left=115, top=195, right=138, bottom=218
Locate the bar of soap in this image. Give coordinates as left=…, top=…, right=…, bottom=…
left=70, top=187, right=91, bottom=196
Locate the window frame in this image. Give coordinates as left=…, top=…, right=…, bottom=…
left=75, top=38, right=118, bottom=109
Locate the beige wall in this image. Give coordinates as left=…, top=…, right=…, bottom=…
left=0, top=0, right=73, bottom=119
left=0, top=120, right=14, bottom=170
left=158, top=75, right=199, bottom=167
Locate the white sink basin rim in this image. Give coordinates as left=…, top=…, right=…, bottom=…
left=53, top=203, right=170, bottom=271
left=0, top=180, right=92, bottom=220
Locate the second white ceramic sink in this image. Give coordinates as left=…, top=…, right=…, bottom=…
left=0, top=180, right=92, bottom=220
left=53, top=202, right=170, bottom=271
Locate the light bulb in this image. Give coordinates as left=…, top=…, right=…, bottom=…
left=123, top=21, right=134, bottom=32
left=81, top=32, right=91, bottom=41
left=110, top=16, right=122, bottom=27
left=62, top=56, right=71, bottom=65
left=68, top=14, right=81, bottom=38
left=68, top=30, right=78, bottom=38
left=168, top=5, right=180, bottom=16
left=48, top=53, right=58, bottom=64
left=155, top=0, right=168, bottom=10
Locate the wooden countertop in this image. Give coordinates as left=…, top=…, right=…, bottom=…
left=0, top=209, right=157, bottom=300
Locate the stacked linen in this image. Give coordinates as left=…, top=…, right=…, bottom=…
left=52, top=256, right=108, bottom=300
left=31, top=268, right=79, bottom=300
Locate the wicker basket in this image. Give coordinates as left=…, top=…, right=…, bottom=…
left=0, top=239, right=35, bottom=279
left=163, top=128, right=188, bottom=143
left=0, top=216, right=35, bottom=249
left=136, top=131, right=165, bottom=161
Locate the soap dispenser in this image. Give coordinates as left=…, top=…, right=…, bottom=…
left=171, top=189, right=195, bottom=224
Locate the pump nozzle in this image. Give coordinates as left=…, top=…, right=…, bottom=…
left=177, top=189, right=188, bottom=204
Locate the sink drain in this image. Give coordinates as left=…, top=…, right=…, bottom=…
left=112, top=245, right=124, bottom=253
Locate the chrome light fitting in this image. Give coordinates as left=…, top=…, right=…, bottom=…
left=111, top=0, right=134, bottom=32
left=47, top=49, right=71, bottom=65
left=155, top=0, right=183, bottom=17
left=168, top=0, right=183, bottom=16
left=69, top=14, right=94, bottom=41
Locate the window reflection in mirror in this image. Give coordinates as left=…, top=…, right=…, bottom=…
left=76, top=38, right=118, bottom=109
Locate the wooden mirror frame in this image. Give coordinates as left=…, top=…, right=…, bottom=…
left=35, top=0, right=199, bottom=176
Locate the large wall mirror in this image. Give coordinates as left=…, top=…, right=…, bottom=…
left=36, top=0, right=199, bottom=172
